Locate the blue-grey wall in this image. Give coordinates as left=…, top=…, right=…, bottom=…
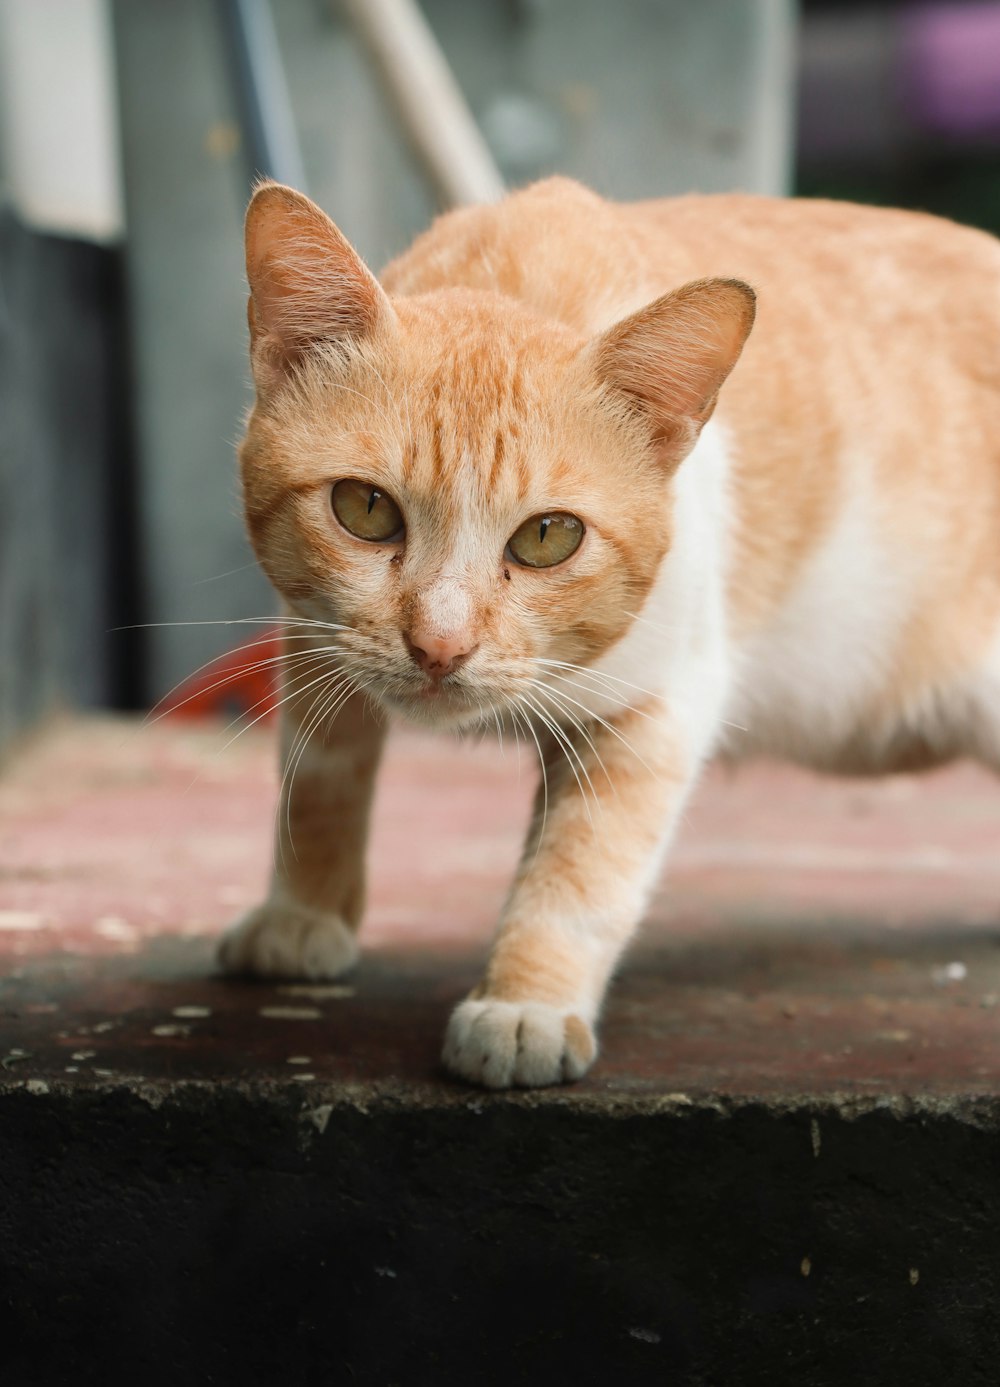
left=0, top=214, right=139, bottom=754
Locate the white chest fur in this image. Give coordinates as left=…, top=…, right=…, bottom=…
left=584, top=421, right=733, bottom=758
left=582, top=426, right=942, bottom=774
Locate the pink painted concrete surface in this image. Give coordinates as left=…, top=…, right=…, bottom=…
left=1, top=716, right=998, bottom=1099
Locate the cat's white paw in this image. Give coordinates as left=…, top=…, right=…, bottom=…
left=442, top=998, right=596, bottom=1089
left=217, top=899, right=358, bottom=980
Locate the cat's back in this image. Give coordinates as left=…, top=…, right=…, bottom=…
left=631, top=187, right=1000, bottom=289
left=383, top=177, right=1000, bottom=343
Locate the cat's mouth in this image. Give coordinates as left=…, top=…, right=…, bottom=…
left=377, top=674, right=504, bottom=730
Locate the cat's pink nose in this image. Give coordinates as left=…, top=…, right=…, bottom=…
left=404, top=630, right=478, bottom=678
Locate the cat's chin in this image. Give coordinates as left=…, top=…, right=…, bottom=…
left=379, top=689, right=497, bottom=733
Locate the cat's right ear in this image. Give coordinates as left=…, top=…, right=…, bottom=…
left=244, top=182, right=395, bottom=393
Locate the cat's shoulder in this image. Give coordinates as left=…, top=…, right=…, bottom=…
left=379, top=177, right=618, bottom=295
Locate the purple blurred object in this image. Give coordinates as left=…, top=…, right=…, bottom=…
left=902, top=2, right=1000, bottom=137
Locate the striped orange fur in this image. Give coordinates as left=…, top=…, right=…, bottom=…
left=220, top=177, right=1000, bottom=1087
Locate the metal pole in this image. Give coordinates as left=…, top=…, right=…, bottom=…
left=217, top=0, right=308, bottom=191
left=744, top=0, right=797, bottom=196
left=338, top=0, right=505, bottom=208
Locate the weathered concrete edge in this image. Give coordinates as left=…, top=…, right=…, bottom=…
left=5, top=1075, right=1000, bottom=1130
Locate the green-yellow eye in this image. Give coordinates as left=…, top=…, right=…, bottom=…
left=331, top=479, right=404, bottom=542
left=506, top=512, right=584, bottom=569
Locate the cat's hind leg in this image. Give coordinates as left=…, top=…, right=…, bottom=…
left=218, top=681, right=385, bottom=980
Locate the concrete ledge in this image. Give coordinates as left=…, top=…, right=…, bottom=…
left=2, top=718, right=1000, bottom=1382
left=3, top=1085, right=1000, bottom=1384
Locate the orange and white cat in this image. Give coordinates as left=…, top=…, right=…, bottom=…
left=219, top=176, right=1000, bottom=1088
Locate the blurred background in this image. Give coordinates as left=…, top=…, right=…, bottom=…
left=2, top=0, right=999, bottom=757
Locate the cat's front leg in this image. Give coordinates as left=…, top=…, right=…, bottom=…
left=443, top=700, right=698, bottom=1088
left=218, top=680, right=385, bottom=980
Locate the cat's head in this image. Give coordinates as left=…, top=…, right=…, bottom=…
left=240, top=183, right=754, bottom=730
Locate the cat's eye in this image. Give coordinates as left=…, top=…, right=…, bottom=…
left=506, top=512, right=584, bottom=569
left=331, top=479, right=404, bottom=543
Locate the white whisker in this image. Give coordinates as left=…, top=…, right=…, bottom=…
left=141, top=650, right=350, bottom=861
left=542, top=662, right=747, bottom=736
left=513, top=699, right=548, bottom=858
left=520, top=689, right=599, bottom=834
left=142, top=636, right=292, bottom=728
left=221, top=654, right=349, bottom=758
left=528, top=680, right=615, bottom=794
left=622, top=609, right=685, bottom=636
left=190, top=560, right=263, bottom=587
left=280, top=671, right=358, bottom=864
left=491, top=707, right=506, bottom=756
left=276, top=683, right=333, bottom=872
left=535, top=657, right=666, bottom=709
left=531, top=674, right=664, bottom=783
left=143, top=642, right=348, bottom=729
left=113, top=616, right=352, bottom=635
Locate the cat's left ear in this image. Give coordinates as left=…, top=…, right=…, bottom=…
left=245, top=181, right=396, bottom=393
left=590, top=277, right=756, bottom=466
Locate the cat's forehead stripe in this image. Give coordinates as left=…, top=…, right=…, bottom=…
left=487, top=428, right=506, bottom=492
left=399, top=345, right=536, bottom=499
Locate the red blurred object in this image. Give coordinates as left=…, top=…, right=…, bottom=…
left=157, top=626, right=282, bottom=721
